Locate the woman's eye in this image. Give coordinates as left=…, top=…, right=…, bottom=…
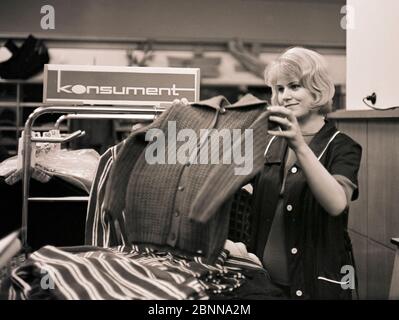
left=277, top=87, right=284, bottom=93
left=290, top=84, right=301, bottom=90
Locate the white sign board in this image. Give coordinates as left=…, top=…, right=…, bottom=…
left=43, top=64, right=200, bottom=105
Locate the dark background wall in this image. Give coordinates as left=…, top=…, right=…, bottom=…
left=0, top=0, right=346, bottom=48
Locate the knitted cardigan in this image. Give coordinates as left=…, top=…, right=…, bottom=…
left=103, top=94, right=271, bottom=263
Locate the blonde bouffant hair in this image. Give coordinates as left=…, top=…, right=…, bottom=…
left=264, top=47, right=335, bottom=115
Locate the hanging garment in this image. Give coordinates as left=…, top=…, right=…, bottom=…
left=85, top=143, right=125, bottom=247
left=85, top=142, right=259, bottom=249
left=98, top=94, right=271, bottom=263
left=0, top=149, right=100, bottom=193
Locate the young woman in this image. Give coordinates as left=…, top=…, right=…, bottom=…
left=248, top=47, right=362, bottom=299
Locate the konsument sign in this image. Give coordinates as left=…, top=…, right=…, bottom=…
left=43, top=64, right=200, bottom=105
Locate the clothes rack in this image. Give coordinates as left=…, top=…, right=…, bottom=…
left=21, top=104, right=164, bottom=252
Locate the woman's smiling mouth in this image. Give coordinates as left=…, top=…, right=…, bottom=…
left=284, top=103, right=299, bottom=108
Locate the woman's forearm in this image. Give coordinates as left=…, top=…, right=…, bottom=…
left=295, top=143, right=347, bottom=216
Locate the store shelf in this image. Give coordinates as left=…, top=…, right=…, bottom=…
left=0, top=125, right=68, bottom=131
left=0, top=77, right=43, bottom=84
left=201, top=78, right=266, bottom=87
left=0, top=126, right=17, bottom=131
left=0, top=101, right=17, bottom=107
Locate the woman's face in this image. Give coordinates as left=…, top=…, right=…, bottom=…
left=275, top=76, right=316, bottom=120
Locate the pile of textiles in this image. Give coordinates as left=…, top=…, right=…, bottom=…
left=4, top=245, right=273, bottom=300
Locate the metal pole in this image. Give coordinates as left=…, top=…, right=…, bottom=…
left=54, top=113, right=155, bottom=129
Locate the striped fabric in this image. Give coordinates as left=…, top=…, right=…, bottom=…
left=85, top=142, right=125, bottom=247
left=8, top=245, right=261, bottom=300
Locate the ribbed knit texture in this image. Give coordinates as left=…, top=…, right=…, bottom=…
left=103, top=95, right=269, bottom=263
left=190, top=111, right=270, bottom=222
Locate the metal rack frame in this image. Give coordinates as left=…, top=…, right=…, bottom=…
left=21, top=104, right=163, bottom=251
left=54, top=113, right=155, bottom=129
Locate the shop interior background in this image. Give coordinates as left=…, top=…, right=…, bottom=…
left=0, top=0, right=398, bottom=300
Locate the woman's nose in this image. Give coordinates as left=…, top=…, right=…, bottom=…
left=281, top=88, right=292, bottom=100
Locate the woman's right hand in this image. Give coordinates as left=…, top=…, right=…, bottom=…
left=267, top=106, right=306, bottom=151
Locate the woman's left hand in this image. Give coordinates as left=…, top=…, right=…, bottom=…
left=267, top=106, right=306, bottom=151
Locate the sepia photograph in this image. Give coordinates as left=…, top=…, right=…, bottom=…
left=0, top=0, right=398, bottom=310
